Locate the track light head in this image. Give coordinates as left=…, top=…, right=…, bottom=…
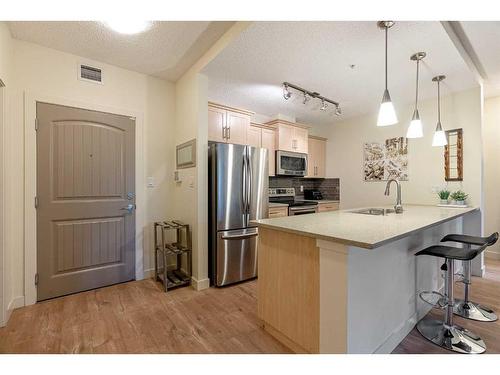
left=320, top=99, right=328, bottom=111
left=283, top=84, right=291, bottom=100
left=335, top=105, right=342, bottom=116
left=302, top=92, right=310, bottom=105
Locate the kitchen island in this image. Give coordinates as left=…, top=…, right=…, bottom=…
left=253, top=204, right=481, bottom=354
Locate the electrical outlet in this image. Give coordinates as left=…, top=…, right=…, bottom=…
left=147, top=176, right=155, bottom=188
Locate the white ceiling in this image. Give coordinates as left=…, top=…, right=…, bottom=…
left=458, top=21, right=500, bottom=98
left=7, top=21, right=235, bottom=81
left=203, top=21, right=478, bottom=126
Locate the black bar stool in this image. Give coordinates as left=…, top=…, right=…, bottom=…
left=415, top=240, right=492, bottom=354
left=441, top=232, right=499, bottom=322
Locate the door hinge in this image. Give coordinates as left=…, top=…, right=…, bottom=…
left=34, top=196, right=39, bottom=208
left=35, top=118, right=39, bottom=131
left=35, top=273, right=39, bottom=286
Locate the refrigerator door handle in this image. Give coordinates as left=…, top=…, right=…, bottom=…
left=242, top=151, right=248, bottom=224
left=221, top=232, right=258, bottom=240
left=246, top=149, right=252, bottom=216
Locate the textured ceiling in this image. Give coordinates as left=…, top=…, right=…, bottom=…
left=203, top=21, right=478, bottom=126
left=7, top=21, right=235, bottom=81
left=459, top=21, right=500, bottom=98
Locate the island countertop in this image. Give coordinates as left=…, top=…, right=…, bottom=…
left=253, top=204, right=479, bottom=249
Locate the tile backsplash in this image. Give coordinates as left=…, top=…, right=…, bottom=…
left=269, top=177, right=340, bottom=201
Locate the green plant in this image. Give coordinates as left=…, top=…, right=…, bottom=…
left=437, top=189, right=450, bottom=200
left=450, top=190, right=468, bottom=201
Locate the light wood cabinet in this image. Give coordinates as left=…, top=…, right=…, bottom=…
left=208, top=102, right=252, bottom=145
left=306, top=136, right=327, bottom=178
left=249, top=123, right=276, bottom=176
left=269, top=206, right=288, bottom=218
left=266, top=119, right=309, bottom=154
left=317, top=202, right=339, bottom=212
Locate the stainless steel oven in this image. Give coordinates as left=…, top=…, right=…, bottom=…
left=288, top=205, right=318, bottom=216
left=276, top=150, right=307, bottom=176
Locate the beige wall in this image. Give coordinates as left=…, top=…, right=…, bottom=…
left=310, top=87, right=483, bottom=210
left=172, top=22, right=250, bottom=290
left=0, top=22, right=14, bottom=325
left=4, top=38, right=176, bottom=307
left=484, top=96, right=500, bottom=257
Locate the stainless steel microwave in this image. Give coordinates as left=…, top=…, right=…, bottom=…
left=276, top=150, right=308, bottom=176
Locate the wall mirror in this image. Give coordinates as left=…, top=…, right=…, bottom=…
left=444, top=128, right=463, bottom=181
left=176, top=139, right=196, bottom=169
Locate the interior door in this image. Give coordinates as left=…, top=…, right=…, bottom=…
left=36, top=102, right=136, bottom=301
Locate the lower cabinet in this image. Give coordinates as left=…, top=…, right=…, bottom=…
left=317, top=202, right=339, bottom=212
left=268, top=206, right=288, bottom=218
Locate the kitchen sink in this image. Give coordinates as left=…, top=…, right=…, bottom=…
left=350, top=208, right=395, bottom=216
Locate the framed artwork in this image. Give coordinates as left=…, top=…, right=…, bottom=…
left=363, top=137, right=408, bottom=181
left=176, top=139, right=196, bottom=169
left=444, top=129, right=463, bottom=181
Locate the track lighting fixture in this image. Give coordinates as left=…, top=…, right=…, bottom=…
left=407, top=52, right=426, bottom=138
left=432, top=75, right=447, bottom=147
left=283, top=84, right=291, bottom=100
left=282, top=82, right=341, bottom=117
left=377, top=21, right=398, bottom=127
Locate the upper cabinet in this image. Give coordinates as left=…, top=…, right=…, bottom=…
left=306, top=136, right=327, bottom=178
left=249, top=123, right=276, bottom=176
left=265, top=119, right=309, bottom=154
left=208, top=102, right=252, bottom=145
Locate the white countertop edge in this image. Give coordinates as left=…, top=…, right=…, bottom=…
left=254, top=205, right=480, bottom=250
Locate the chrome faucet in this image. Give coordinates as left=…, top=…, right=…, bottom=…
left=385, top=179, right=403, bottom=213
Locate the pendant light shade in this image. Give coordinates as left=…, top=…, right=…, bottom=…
left=377, top=89, right=398, bottom=126
left=432, top=75, right=447, bottom=147
left=406, top=52, right=426, bottom=138
left=407, top=109, right=423, bottom=138
left=377, top=21, right=398, bottom=127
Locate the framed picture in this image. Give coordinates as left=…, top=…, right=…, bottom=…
left=176, top=139, right=196, bottom=169
left=363, top=137, right=408, bottom=181
left=444, top=128, right=463, bottom=181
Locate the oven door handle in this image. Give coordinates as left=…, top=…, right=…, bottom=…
left=289, top=206, right=317, bottom=211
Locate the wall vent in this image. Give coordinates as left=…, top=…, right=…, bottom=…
left=78, top=63, right=103, bottom=84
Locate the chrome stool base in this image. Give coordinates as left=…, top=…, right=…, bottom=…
left=454, top=299, right=498, bottom=322
left=417, top=319, right=486, bottom=354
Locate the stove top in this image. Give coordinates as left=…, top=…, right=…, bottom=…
left=269, top=187, right=318, bottom=207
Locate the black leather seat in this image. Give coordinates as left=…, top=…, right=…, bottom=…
left=416, top=245, right=482, bottom=261
left=441, top=232, right=499, bottom=247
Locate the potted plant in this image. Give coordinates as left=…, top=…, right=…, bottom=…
left=450, top=190, right=468, bottom=205
left=437, top=189, right=451, bottom=205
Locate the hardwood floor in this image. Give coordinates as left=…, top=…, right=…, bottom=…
left=0, top=278, right=291, bottom=354
left=1, top=259, right=499, bottom=354
left=393, top=258, right=500, bottom=354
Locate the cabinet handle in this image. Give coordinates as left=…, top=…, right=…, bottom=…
left=228, top=126, right=231, bottom=139
left=222, top=126, right=226, bottom=140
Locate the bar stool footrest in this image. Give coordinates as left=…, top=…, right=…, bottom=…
left=419, top=291, right=447, bottom=309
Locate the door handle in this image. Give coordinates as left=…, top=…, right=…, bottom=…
left=221, top=232, right=258, bottom=240
left=227, top=126, right=231, bottom=139
left=120, top=204, right=136, bottom=214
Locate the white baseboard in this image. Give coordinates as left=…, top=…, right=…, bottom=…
left=485, top=251, right=500, bottom=260
left=374, top=313, right=418, bottom=354
left=4, top=295, right=25, bottom=326
left=143, top=268, right=155, bottom=279
left=191, top=277, right=210, bottom=291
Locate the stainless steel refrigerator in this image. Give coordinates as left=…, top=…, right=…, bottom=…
left=208, top=142, right=268, bottom=286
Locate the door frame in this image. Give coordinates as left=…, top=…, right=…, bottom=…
left=24, top=91, right=145, bottom=306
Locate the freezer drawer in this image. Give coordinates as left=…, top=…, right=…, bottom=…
left=216, top=228, right=258, bottom=286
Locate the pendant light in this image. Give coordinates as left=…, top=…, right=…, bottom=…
left=406, top=52, right=426, bottom=138
left=377, top=21, right=398, bottom=126
left=432, top=75, right=447, bottom=147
